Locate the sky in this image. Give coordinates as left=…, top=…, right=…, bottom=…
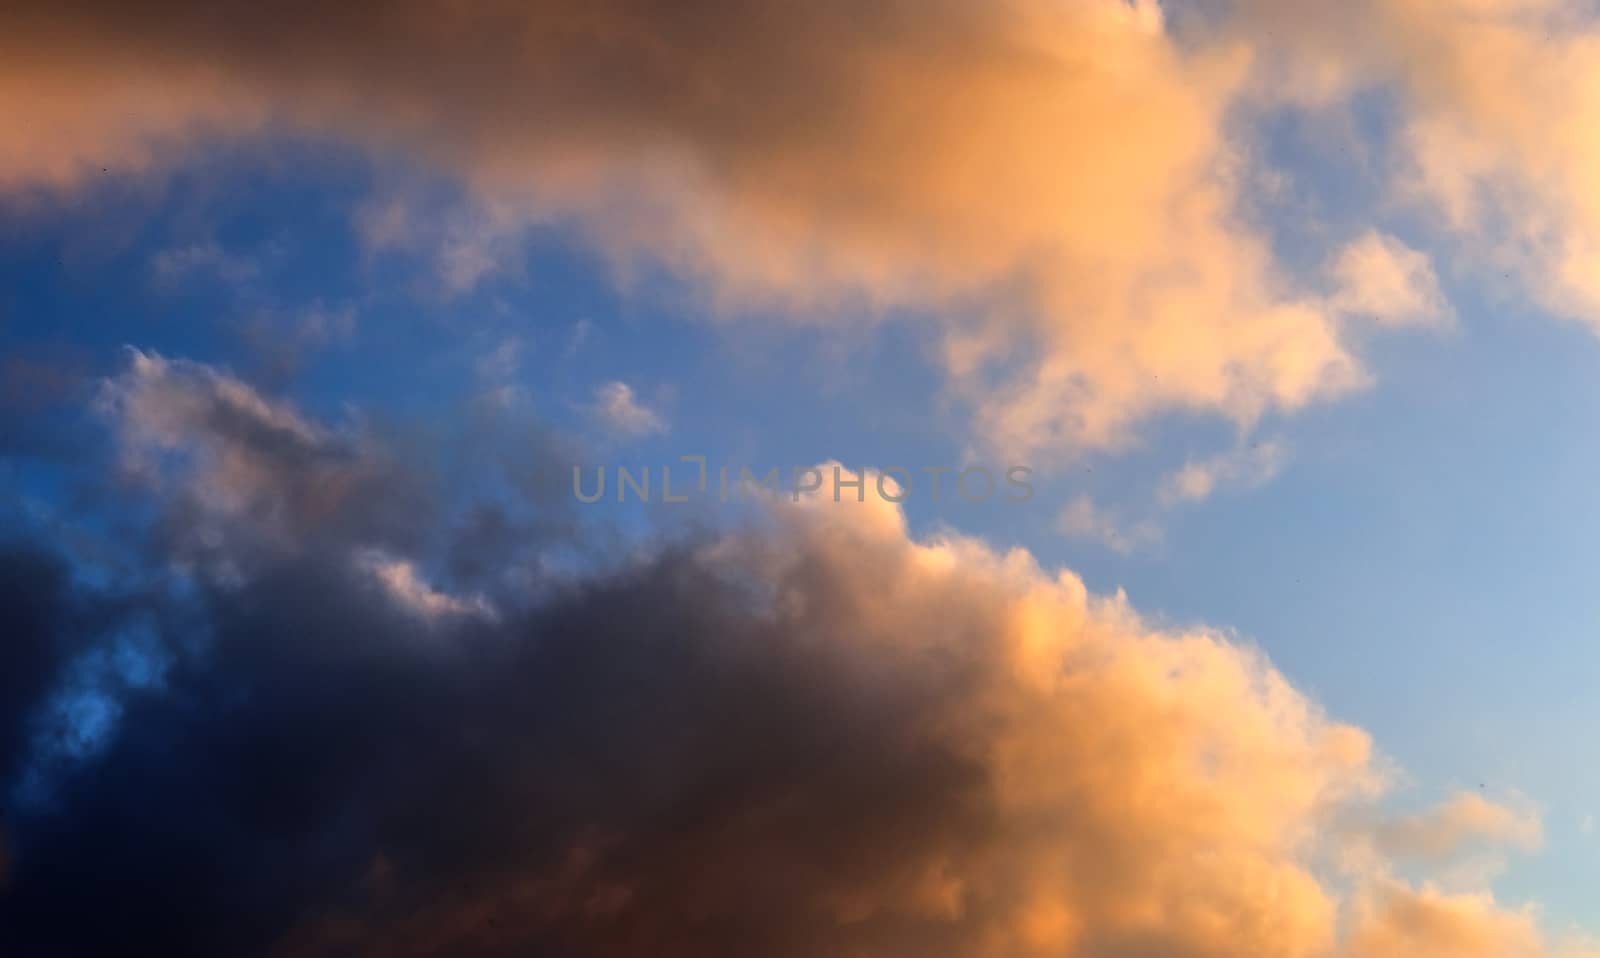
left=6, top=0, right=1600, bottom=955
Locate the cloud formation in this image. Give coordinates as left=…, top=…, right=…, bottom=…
left=0, top=352, right=1583, bottom=957
left=0, top=0, right=1442, bottom=457
left=1232, top=0, right=1600, bottom=328
left=1161, top=439, right=1289, bottom=506
left=1328, top=231, right=1452, bottom=328
left=589, top=380, right=668, bottom=439
left=96, top=349, right=435, bottom=567
left=1056, top=493, right=1165, bottom=553
left=24, top=0, right=1600, bottom=465
left=1366, top=793, right=1543, bottom=864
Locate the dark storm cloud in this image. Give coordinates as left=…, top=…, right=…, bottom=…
left=0, top=544, right=983, bottom=957
left=0, top=351, right=1555, bottom=957
left=0, top=546, right=92, bottom=792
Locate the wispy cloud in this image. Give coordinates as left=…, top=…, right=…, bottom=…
left=149, top=240, right=262, bottom=287
left=1059, top=439, right=1288, bottom=554
left=588, top=380, right=667, bottom=439
left=356, top=194, right=526, bottom=295
left=1056, top=494, right=1163, bottom=554
left=1161, top=440, right=1289, bottom=507
left=357, top=548, right=496, bottom=624
left=1361, top=793, right=1542, bottom=864
left=1328, top=231, right=1452, bottom=328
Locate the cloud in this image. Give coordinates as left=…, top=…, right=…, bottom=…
left=356, top=549, right=497, bottom=624
left=1056, top=493, right=1164, bottom=553
left=6, top=484, right=1366, bottom=956
left=1343, top=883, right=1559, bottom=958
left=1362, top=793, right=1543, bottom=864
left=96, top=349, right=435, bottom=566
left=356, top=194, right=527, bottom=294
left=90, top=351, right=595, bottom=604
left=0, top=546, right=97, bottom=796
left=588, top=380, right=668, bottom=438
left=1056, top=439, right=1284, bottom=555
left=3, top=355, right=1580, bottom=955
left=233, top=301, right=360, bottom=386
left=0, top=0, right=1443, bottom=456
left=1228, top=0, right=1600, bottom=332
left=1328, top=231, right=1452, bottom=327
left=1161, top=439, right=1289, bottom=506
left=149, top=239, right=262, bottom=287
left=38, top=1, right=1600, bottom=465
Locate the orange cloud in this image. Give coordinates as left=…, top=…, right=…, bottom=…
left=1344, top=883, right=1582, bottom=958
left=1367, top=793, right=1543, bottom=864
left=0, top=0, right=1431, bottom=455
left=264, top=456, right=1562, bottom=955
left=1232, top=0, right=1600, bottom=331
left=63, top=357, right=1585, bottom=955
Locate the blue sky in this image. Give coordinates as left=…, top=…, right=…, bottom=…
left=7, top=1, right=1600, bottom=954
left=8, top=141, right=1599, bottom=926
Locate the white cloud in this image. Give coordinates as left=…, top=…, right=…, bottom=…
left=589, top=380, right=667, bottom=438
